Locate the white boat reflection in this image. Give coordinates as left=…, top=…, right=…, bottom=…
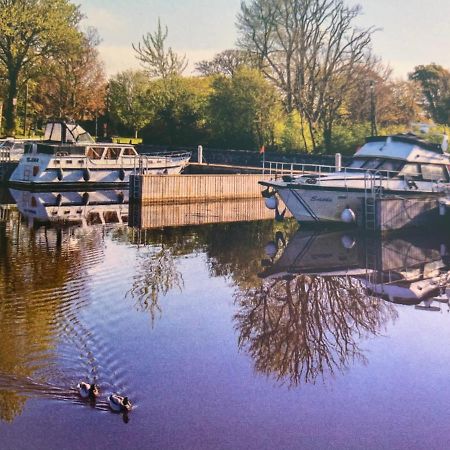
left=260, top=229, right=450, bottom=310
left=9, top=188, right=129, bottom=227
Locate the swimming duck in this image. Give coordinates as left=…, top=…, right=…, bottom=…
left=77, top=382, right=100, bottom=400
left=108, top=394, right=132, bottom=412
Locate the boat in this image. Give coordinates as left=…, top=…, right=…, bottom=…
left=260, top=133, right=450, bottom=224
left=8, top=121, right=191, bottom=188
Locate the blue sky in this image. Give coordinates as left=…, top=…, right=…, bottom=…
left=78, top=0, right=450, bottom=77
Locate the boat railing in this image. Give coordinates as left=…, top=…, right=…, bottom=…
left=0, top=142, right=11, bottom=163
left=263, top=160, right=400, bottom=187
left=132, top=152, right=191, bottom=175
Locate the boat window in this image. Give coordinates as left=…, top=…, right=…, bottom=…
left=123, top=147, right=136, bottom=156
left=399, top=164, right=421, bottom=179
left=348, top=158, right=365, bottom=168
left=421, top=164, right=448, bottom=181
left=86, top=147, right=103, bottom=159
left=104, top=148, right=121, bottom=159
left=377, top=160, right=404, bottom=173
left=361, top=158, right=383, bottom=170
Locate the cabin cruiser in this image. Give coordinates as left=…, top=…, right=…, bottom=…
left=9, top=121, right=191, bottom=187
left=260, top=133, right=450, bottom=224
left=10, top=188, right=129, bottom=227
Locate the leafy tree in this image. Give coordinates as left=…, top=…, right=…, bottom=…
left=108, top=70, right=153, bottom=138
left=143, top=76, right=211, bottom=145
left=409, top=64, right=450, bottom=124
left=0, top=0, right=83, bottom=134
left=132, top=19, right=187, bottom=79
left=208, top=67, right=282, bottom=149
left=33, top=27, right=106, bottom=121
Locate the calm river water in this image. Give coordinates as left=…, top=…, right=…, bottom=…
left=1, top=188, right=450, bottom=450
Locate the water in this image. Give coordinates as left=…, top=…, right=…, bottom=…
left=1, top=189, right=450, bottom=449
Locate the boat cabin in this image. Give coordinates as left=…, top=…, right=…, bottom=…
left=347, top=134, right=450, bottom=182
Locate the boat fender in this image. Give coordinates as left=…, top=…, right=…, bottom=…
left=82, top=192, right=89, bottom=205
left=83, top=168, right=90, bottom=182
left=119, top=168, right=126, bottom=181
left=341, top=234, right=356, bottom=249
left=340, top=208, right=356, bottom=224
left=117, top=191, right=125, bottom=204
left=57, top=168, right=64, bottom=181
left=439, top=202, right=446, bottom=216
left=56, top=194, right=63, bottom=207
left=265, top=196, right=278, bottom=210
left=261, top=187, right=276, bottom=198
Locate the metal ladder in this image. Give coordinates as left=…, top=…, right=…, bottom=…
left=364, top=171, right=383, bottom=232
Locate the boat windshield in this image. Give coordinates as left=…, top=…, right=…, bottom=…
left=349, top=158, right=404, bottom=174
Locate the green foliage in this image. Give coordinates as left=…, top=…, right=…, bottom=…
left=0, top=0, right=83, bottom=133
left=208, top=68, right=282, bottom=149
left=108, top=70, right=153, bottom=138
left=142, top=76, right=211, bottom=145
left=277, top=111, right=314, bottom=153
left=410, top=64, right=450, bottom=124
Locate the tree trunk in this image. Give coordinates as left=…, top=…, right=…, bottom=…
left=4, top=70, right=18, bottom=135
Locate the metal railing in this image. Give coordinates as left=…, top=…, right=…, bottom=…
left=263, top=160, right=450, bottom=193
left=132, top=152, right=192, bottom=175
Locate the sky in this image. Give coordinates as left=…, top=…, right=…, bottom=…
left=78, top=0, right=450, bottom=78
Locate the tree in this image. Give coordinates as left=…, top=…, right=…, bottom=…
left=195, top=49, right=257, bottom=76
left=143, top=76, right=211, bottom=145
left=238, top=0, right=375, bottom=152
left=132, top=18, right=188, bottom=79
left=0, top=0, right=83, bottom=134
left=108, top=70, right=153, bottom=138
left=409, top=64, right=450, bottom=124
left=33, top=27, right=106, bottom=121
left=208, top=67, right=282, bottom=149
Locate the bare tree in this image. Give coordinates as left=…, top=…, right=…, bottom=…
left=238, top=0, right=376, bottom=151
left=195, top=49, right=257, bottom=76
left=132, top=18, right=188, bottom=79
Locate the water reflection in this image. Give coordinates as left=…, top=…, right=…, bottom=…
left=235, top=229, right=450, bottom=387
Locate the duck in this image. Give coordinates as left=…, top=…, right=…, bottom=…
left=108, top=394, right=132, bottom=412
left=77, top=382, right=100, bottom=400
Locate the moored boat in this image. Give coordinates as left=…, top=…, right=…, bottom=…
left=9, top=121, right=191, bottom=188
left=260, top=133, right=450, bottom=224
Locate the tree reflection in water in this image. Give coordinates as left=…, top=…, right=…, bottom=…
left=127, top=245, right=184, bottom=324
left=235, top=274, right=398, bottom=387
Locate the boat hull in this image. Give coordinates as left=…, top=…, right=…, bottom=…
left=263, top=182, right=442, bottom=224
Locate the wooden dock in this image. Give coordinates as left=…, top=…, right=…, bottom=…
left=130, top=173, right=272, bottom=204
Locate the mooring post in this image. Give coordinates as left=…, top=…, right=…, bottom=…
left=335, top=153, right=342, bottom=172
left=198, top=145, right=203, bottom=164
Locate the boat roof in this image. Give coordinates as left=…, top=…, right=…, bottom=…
left=355, top=133, right=450, bottom=164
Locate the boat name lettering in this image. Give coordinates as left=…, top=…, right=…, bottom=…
left=310, top=196, right=332, bottom=202
left=26, top=157, right=39, bottom=163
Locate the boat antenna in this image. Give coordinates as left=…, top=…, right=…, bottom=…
left=370, top=80, right=378, bottom=137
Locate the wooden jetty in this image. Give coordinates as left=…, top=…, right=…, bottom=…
left=130, top=173, right=273, bottom=204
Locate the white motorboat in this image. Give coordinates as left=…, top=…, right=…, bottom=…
left=9, top=121, right=191, bottom=187
left=260, top=133, right=450, bottom=224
